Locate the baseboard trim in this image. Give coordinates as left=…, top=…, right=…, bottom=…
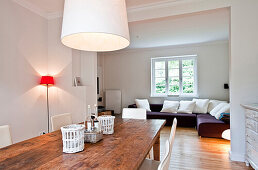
left=229, top=151, right=245, bottom=162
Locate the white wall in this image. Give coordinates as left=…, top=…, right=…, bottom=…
left=0, top=1, right=97, bottom=143
left=48, top=18, right=97, bottom=131
left=0, top=0, right=48, bottom=143
left=100, top=41, right=229, bottom=108
left=230, top=0, right=258, bottom=162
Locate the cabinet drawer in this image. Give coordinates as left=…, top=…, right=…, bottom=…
left=246, top=109, right=258, bottom=122
left=246, top=118, right=257, bottom=133
left=246, top=143, right=258, bottom=165
left=246, top=129, right=258, bottom=151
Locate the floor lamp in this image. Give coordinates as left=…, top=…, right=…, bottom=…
left=40, top=76, right=54, bottom=133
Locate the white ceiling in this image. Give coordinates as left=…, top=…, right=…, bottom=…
left=21, top=0, right=183, bottom=13
left=15, top=0, right=229, bottom=49
left=126, top=0, right=181, bottom=8
left=22, top=0, right=64, bottom=13
left=128, top=8, right=229, bottom=48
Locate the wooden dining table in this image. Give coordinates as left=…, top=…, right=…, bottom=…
left=0, top=118, right=166, bottom=170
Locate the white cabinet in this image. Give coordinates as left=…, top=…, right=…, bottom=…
left=242, top=104, right=258, bottom=170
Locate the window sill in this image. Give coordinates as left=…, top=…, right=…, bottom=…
left=150, top=94, right=199, bottom=98
left=150, top=94, right=169, bottom=98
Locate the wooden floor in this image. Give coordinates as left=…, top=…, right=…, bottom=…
left=160, top=127, right=253, bottom=170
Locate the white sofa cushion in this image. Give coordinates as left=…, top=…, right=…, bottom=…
left=135, top=99, right=151, bottom=112
left=207, top=100, right=228, bottom=113
left=210, top=103, right=228, bottom=116
left=161, top=100, right=179, bottom=113
left=178, top=101, right=196, bottom=114
left=192, top=99, right=210, bottom=114
left=215, top=104, right=230, bottom=119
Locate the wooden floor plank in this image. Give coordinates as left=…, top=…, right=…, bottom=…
left=160, top=127, right=253, bottom=170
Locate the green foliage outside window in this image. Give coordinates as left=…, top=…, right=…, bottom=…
left=183, top=85, right=194, bottom=93
left=155, top=79, right=166, bottom=93
left=183, top=68, right=194, bottom=76
left=168, top=60, right=179, bottom=69
left=169, top=85, right=179, bottom=94
left=182, top=60, right=194, bottom=68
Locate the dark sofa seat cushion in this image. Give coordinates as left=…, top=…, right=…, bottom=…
left=197, top=114, right=230, bottom=138
left=147, top=112, right=196, bottom=127
left=128, top=104, right=137, bottom=108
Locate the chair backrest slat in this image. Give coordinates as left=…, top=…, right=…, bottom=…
left=158, top=118, right=177, bottom=170
left=122, top=108, right=146, bottom=119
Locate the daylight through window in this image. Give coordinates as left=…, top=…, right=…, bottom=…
left=151, top=55, right=198, bottom=97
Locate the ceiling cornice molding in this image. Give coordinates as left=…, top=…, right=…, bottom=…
left=101, top=39, right=229, bottom=54
left=127, top=0, right=195, bottom=12
left=12, top=0, right=48, bottom=19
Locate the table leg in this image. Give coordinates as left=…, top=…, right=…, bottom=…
left=153, top=133, right=160, bottom=161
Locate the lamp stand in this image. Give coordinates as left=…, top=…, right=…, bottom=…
left=47, top=84, right=50, bottom=133
left=40, top=76, right=54, bottom=134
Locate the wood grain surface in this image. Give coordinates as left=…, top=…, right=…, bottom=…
left=160, top=127, right=253, bottom=170
left=0, top=118, right=166, bottom=170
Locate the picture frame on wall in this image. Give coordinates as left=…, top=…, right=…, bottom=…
left=74, top=77, right=82, bottom=86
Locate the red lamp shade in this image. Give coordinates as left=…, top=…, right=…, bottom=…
left=40, top=76, right=54, bottom=86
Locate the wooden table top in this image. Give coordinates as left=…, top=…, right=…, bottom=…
left=0, top=118, right=166, bottom=170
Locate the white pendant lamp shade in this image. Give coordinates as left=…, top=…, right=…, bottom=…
left=61, top=0, right=130, bottom=52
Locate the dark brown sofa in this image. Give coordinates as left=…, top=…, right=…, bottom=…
left=128, top=103, right=230, bottom=138
left=196, top=114, right=230, bottom=138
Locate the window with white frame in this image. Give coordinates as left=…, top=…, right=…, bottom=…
left=151, top=55, right=198, bottom=97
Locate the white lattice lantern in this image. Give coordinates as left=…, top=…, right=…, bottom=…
left=98, top=116, right=115, bottom=134
left=61, top=124, right=85, bottom=153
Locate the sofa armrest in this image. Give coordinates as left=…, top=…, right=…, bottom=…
left=128, top=104, right=137, bottom=108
